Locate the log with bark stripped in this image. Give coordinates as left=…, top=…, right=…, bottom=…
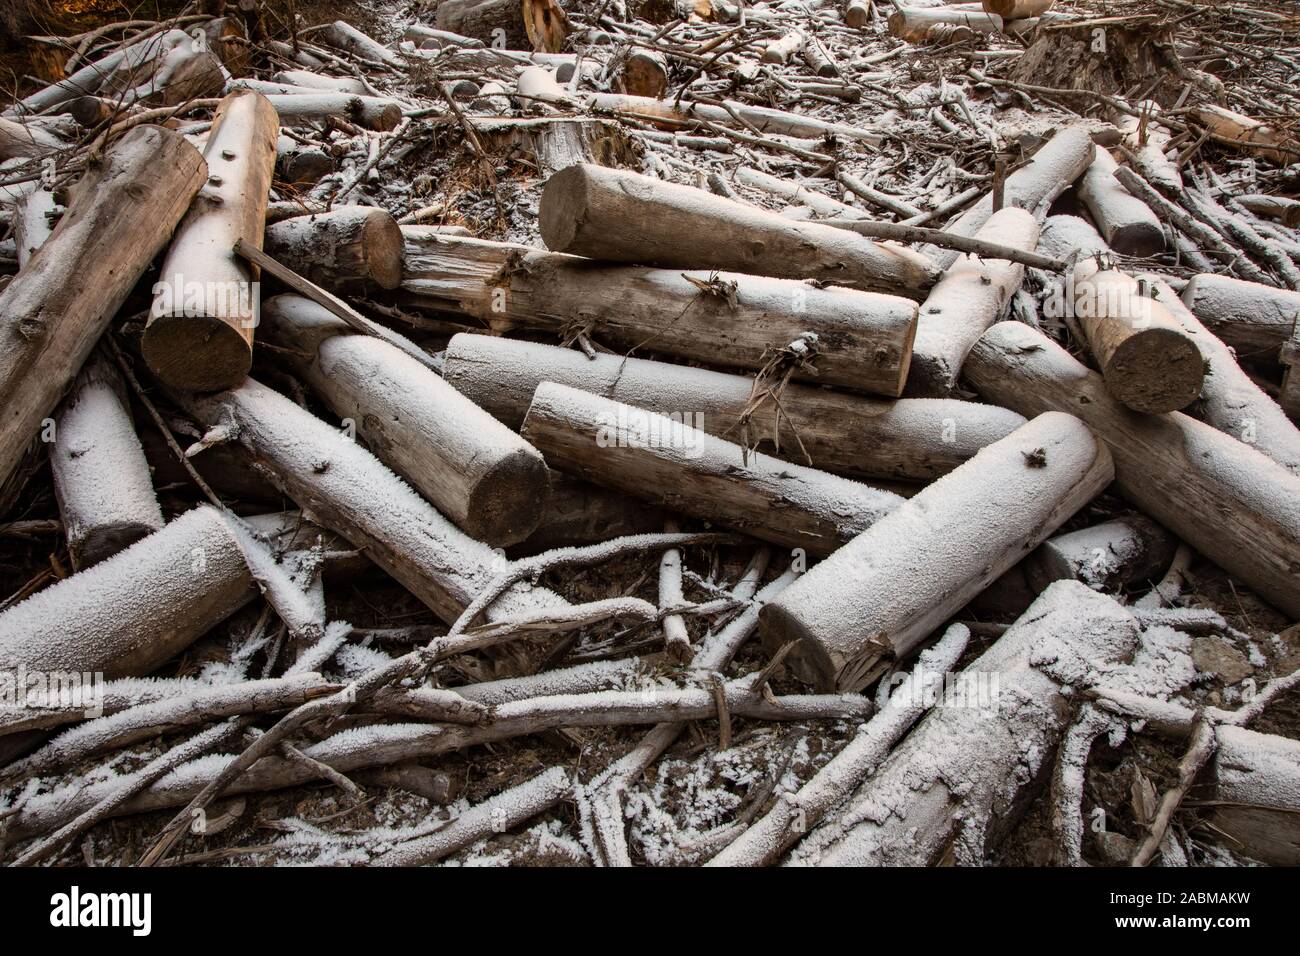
left=1180, top=273, right=1300, bottom=363
left=1076, top=149, right=1164, bottom=256
left=264, top=207, right=404, bottom=294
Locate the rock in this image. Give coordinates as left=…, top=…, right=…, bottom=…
left=1191, top=636, right=1253, bottom=684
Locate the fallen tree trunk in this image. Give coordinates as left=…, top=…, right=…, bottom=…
left=0, top=125, right=207, bottom=497
left=983, top=0, right=1055, bottom=17
left=13, top=187, right=60, bottom=267
left=1077, top=149, right=1164, bottom=256
left=264, top=207, right=404, bottom=294
left=0, top=506, right=255, bottom=679
left=1025, top=514, right=1178, bottom=594
left=889, top=5, right=1007, bottom=43
left=789, top=583, right=1139, bottom=865
left=1207, top=725, right=1300, bottom=867
left=436, top=0, right=571, bottom=53
left=0, top=116, right=65, bottom=161
left=616, top=49, right=669, bottom=97
left=259, top=295, right=551, bottom=547
left=1194, top=104, right=1298, bottom=164
left=1180, top=273, right=1300, bottom=363
left=262, top=92, right=403, bottom=131
left=441, top=333, right=1026, bottom=483
left=50, top=352, right=165, bottom=570
left=538, top=163, right=939, bottom=297
left=965, top=321, right=1300, bottom=617
left=401, top=233, right=918, bottom=395
left=905, top=207, right=1039, bottom=397
left=316, top=20, right=404, bottom=67
left=1237, top=194, right=1300, bottom=228
left=1072, top=263, right=1205, bottom=414
left=520, top=382, right=904, bottom=555
left=760, top=411, right=1113, bottom=691
left=272, top=69, right=368, bottom=94
left=143, top=90, right=278, bottom=393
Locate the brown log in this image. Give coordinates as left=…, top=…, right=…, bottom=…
left=401, top=233, right=918, bottom=396
left=261, top=92, right=402, bottom=131
left=143, top=90, right=277, bottom=393
left=520, top=382, right=904, bottom=555
left=1194, top=104, right=1298, bottom=164
left=538, top=164, right=939, bottom=298
left=1072, top=263, right=1205, bottom=414
left=965, top=321, right=1300, bottom=617
left=100, top=31, right=228, bottom=106
left=259, top=294, right=551, bottom=547
left=983, top=0, right=1054, bottom=17
left=889, top=5, right=1006, bottom=43
left=441, top=333, right=1027, bottom=483
left=0, top=125, right=207, bottom=496
left=760, top=412, right=1114, bottom=691
left=263, top=206, right=403, bottom=294
left=1180, top=273, right=1300, bottom=363
left=617, top=49, right=669, bottom=98
left=436, top=0, right=571, bottom=53
left=1236, top=194, right=1300, bottom=229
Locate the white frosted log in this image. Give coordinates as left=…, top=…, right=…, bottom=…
left=1036, top=214, right=1108, bottom=261
left=791, top=583, right=1139, bottom=865
left=264, top=206, right=403, bottom=293
left=521, top=382, right=904, bottom=555
left=144, top=90, right=277, bottom=392
left=100, top=31, right=228, bottom=106
left=50, top=353, right=165, bottom=569
left=1115, top=102, right=1182, bottom=192
left=965, top=321, right=1300, bottom=617
left=1181, top=273, right=1300, bottom=363
left=441, top=333, right=1025, bottom=482
left=1077, top=150, right=1164, bottom=256
left=906, top=207, right=1039, bottom=396
left=452, top=658, right=648, bottom=705
left=12, top=187, right=60, bottom=267
left=402, top=233, right=918, bottom=396
left=260, top=295, right=551, bottom=547
left=0, top=117, right=64, bottom=162
left=4, top=40, right=141, bottom=117
left=760, top=412, right=1114, bottom=691
left=176, top=377, right=565, bottom=624
left=1025, top=514, right=1177, bottom=593
left=1208, top=726, right=1300, bottom=866
left=317, top=20, right=404, bottom=67
left=0, top=125, right=207, bottom=496
left=1237, top=194, right=1300, bottom=229
left=889, top=6, right=1006, bottom=42
left=538, top=164, right=939, bottom=297
left=0, top=506, right=255, bottom=679
left=272, top=69, right=368, bottom=94
left=260, top=92, right=403, bottom=131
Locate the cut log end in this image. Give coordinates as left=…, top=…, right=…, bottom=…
left=362, top=210, right=406, bottom=290
left=465, top=448, right=553, bottom=547
left=1105, top=326, right=1205, bottom=414
left=141, top=314, right=254, bottom=392
left=538, top=164, right=585, bottom=252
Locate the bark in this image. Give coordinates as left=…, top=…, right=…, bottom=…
left=401, top=232, right=918, bottom=396
left=264, top=206, right=404, bottom=293
left=521, top=382, right=904, bottom=555
left=760, top=412, right=1114, bottom=691
left=100, top=33, right=228, bottom=107
left=1236, top=194, right=1300, bottom=228
left=905, top=207, right=1039, bottom=397
left=965, top=321, right=1300, bottom=618
left=259, top=294, right=551, bottom=547
left=470, top=116, right=640, bottom=176
left=889, top=6, right=1007, bottom=43
left=790, top=583, right=1139, bottom=865
left=1180, top=273, right=1300, bottom=363
left=50, top=352, right=165, bottom=570
left=276, top=135, right=336, bottom=185
left=317, top=20, right=403, bottom=67
left=1076, top=150, right=1164, bottom=256
left=12, top=187, right=59, bottom=266
left=441, top=332, right=1026, bottom=483
left=143, top=90, right=278, bottom=393
left=1208, top=726, right=1300, bottom=867
left=0, top=125, right=207, bottom=496
left=538, top=163, right=939, bottom=298
left=0, top=506, right=255, bottom=679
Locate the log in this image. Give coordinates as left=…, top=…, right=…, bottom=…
left=441, top=333, right=1027, bottom=483
left=1071, top=263, right=1205, bottom=414
left=436, top=0, right=571, bottom=53
left=763, top=31, right=805, bottom=64
left=1180, top=273, right=1300, bottom=363
left=760, top=412, right=1112, bottom=691
left=538, top=164, right=939, bottom=297
left=844, top=0, right=872, bottom=28
left=263, top=207, right=403, bottom=294
left=1207, top=726, right=1300, bottom=867
left=789, top=583, right=1139, bottom=865
left=261, top=92, right=403, bottom=131
left=12, top=187, right=60, bottom=267
left=50, top=353, right=165, bottom=570
left=1036, top=213, right=1108, bottom=261
left=1236, top=194, right=1300, bottom=229
left=201, top=16, right=251, bottom=75
left=924, top=126, right=1095, bottom=269
left=316, top=20, right=403, bottom=67
left=143, top=90, right=277, bottom=393
left=0, top=125, right=207, bottom=497
left=100, top=33, right=228, bottom=107
left=1025, top=514, right=1177, bottom=594
left=1076, top=149, right=1164, bottom=257
left=511, top=470, right=668, bottom=555
left=965, top=321, right=1300, bottom=617
left=1194, top=104, right=1298, bottom=164
left=276, top=135, right=336, bottom=185
left=259, top=294, right=551, bottom=547
left=0, top=506, right=255, bottom=679
left=272, top=69, right=368, bottom=95
left=174, top=377, right=566, bottom=624
left=401, top=233, right=919, bottom=396
left=889, top=6, right=1005, bottom=43
left=0, top=116, right=64, bottom=161
left=520, top=382, right=904, bottom=555
left=616, top=49, right=669, bottom=98
left=983, top=0, right=1054, bottom=16
left=905, top=207, right=1039, bottom=397
left=1115, top=102, right=1182, bottom=193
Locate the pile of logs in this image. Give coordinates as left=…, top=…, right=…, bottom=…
left=0, top=0, right=1297, bottom=869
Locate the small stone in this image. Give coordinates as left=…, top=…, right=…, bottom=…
left=1093, top=830, right=1137, bottom=865
left=1191, top=636, right=1253, bottom=684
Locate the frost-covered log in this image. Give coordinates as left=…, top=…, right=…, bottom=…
left=1208, top=726, right=1300, bottom=867
left=1072, top=263, right=1205, bottom=414
left=0, top=506, right=255, bottom=679
left=143, top=90, right=277, bottom=392
left=790, top=583, right=1139, bottom=865
left=983, top=0, right=1055, bottom=17
left=924, top=126, right=1095, bottom=268
left=1237, top=194, right=1300, bottom=228
left=520, top=382, right=904, bottom=555
left=1194, top=104, right=1297, bottom=165
left=276, top=134, right=336, bottom=185
left=0, top=125, right=206, bottom=497
left=538, top=164, right=939, bottom=298
left=50, top=353, right=165, bottom=570
left=317, top=20, right=404, bottom=67
left=1181, top=273, right=1300, bottom=362
left=0, top=116, right=64, bottom=161
left=13, top=187, right=59, bottom=267
left=441, top=333, right=1025, bottom=483
left=1037, top=213, right=1108, bottom=261
left=99, top=30, right=228, bottom=106
left=906, top=207, right=1039, bottom=397
left=965, top=321, right=1300, bottom=617
left=262, top=92, right=403, bottom=131
left=889, top=5, right=1006, bottom=42
left=760, top=412, right=1114, bottom=691
left=175, top=378, right=566, bottom=624
left=272, top=69, right=368, bottom=94
left=1115, top=103, right=1182, bottom=192
left=1025, top=514, right=1177, bottom=594
left=1076, top=150, right=1164, bottom=256
left=260, top=295, right=551, bottom=547
left=264, top=207, right=403, bottom=294
left=402, top=234, right=918, bottom=396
